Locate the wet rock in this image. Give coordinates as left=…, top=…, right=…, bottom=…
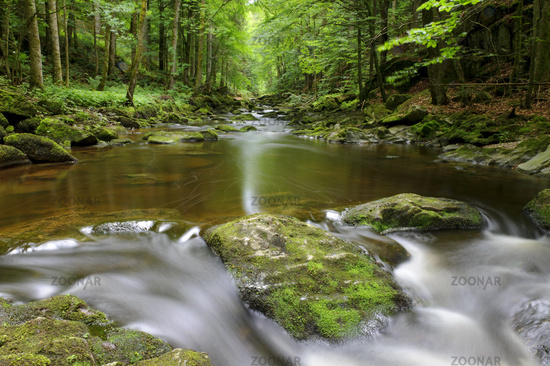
left=89, top=328, right=172, bottom=365
left=524, top=189, right=550, bottom=233
left=162, top=112, right=188, bottom=124
left=4, top=133, right=78, bottom=164
left=35, top=118, right=98, bottom=146
left=203, top=214, right=410, bottom=341
left=380, top=105, right=429, bottom=127
left=92, top=126, right=119, bottom=142
left=199, top=130, right=219, bottom=141
left=215, top=124, right=241, bottom=133
left=512, top=298, right=550, bottom=366
left=135, top=349, right=212, bottom=366
left=0, top=145, right=32, bottom=169
left=518, top=145, right=550, bottom=175
left=146, top=131, right=205, bottom=144
left=110, top=138, right=133, bottom=146
left=239, top=125, right=258, bottom=132
left=231, top=113, right=259, bottom=122
left=385, top=94, right=412, bottom=111
left=342, top=193, right=485, bottom=234
left=116, top=116, right=141, bottom=129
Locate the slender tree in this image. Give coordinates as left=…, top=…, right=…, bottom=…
left=195, top=0, right=206, bottom=90
left=26, top=0, right=43, bottom=89
left=126, top=0, right=149, bottom=106
left=168, top=0, right=181, bottom=89
left=46, top=0, right=63, bottom=83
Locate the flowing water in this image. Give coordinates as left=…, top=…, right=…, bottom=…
left=1, top=113, right=550, bottom=365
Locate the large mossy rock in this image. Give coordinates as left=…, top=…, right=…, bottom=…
left=524, top=189, right=550, bottom=233
left=4, top=133, right=78, bottom=164
left=0, top=295, right=175, bottom=366
left=35, top=118, right=98, bottom=146
left=0, top=89, right=38, bottom=122
left=203, top=214, right=410, bottom=341
left=379, top=105, right=429, bottom=127
left=231, top=113, right=259, bottom=122
left=518, top=145, right=550, bottom=175
left=0, top=145, right=31, bottom=169
left=199, top=130, right=219, bottom=141
left=342, top=193, right=485, bottom=234
left=15, top=117, right=41, bottom=133
left=0, top=112, right=8, bottom=128
left=135, top=349, right=212, bottom=366
left=146, top=131, right=205, bottom=144
left=215, top=124, right=241, bottom=133
left=384, top=94, right=412, bottom=111
left=92, top=126, right=120, bottom=142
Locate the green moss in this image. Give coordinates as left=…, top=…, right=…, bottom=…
left=215, top=124, right=240, bottom=133
left=239, top=125, right=258, bottom=132
left=204, top=214, right=408, bottom=341
left=199, top=130, right=218, bottom=141
left=524, top=189, right=550, bottom=233
left=147, top=131, right=205, bottom=144
left=35, top=118, right=97, bottom=147
left=0, top=353, right=51, bottom=366
left=231, top=113, right=258, bottom=121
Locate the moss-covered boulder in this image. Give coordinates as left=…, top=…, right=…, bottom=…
left=203, top=214, right=410, bottom=341
left=135, top=349, right=212, bottom=366
left=524, top=189, right=550, bottom=233
left=342, top=193, right=485, bottom=234
left=110, top=138, right=133, bottom=146
left=146, top=131, right=205, bottom=144
left=239, top=125, right=258, bottom=132
left=231, top=113, right=259, bottom=122
left=15, top=117, right=42, bottom=133
left=0, top=112, right=8, bottom=128
left=380, top=105, right=429, bottom=127
left=517, top=145, right=550, bottom=175
left=38, top=99, right=65, bottom=115
left=0, top=295, right=175, bottom=366
left=199, top=130, right=219, bottom=141
left=4, top=134, right=77, bottom=164
left=136, top=104, right=159, bottom=119
left=385, top=94, right=412, bottom=111
left=0, top=125, right=6, bottom=141
left=35, top=118, right=98, bottom=146
left=0, top=89, right=38, bottom=121
left=0, top=145, right=32, bottom=169
left=162, top=112, right=188, bottom=124
left=215, top=124, right=240, bottom=133
left=89, top=328, right=172, bottom=365
left=0, top=295, right=110, bottom=326
left=92, top=126, right=119, bottom=142
left=116, top=116, right=141, bottom=129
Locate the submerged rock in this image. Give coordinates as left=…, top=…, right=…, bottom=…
left=199, top=129, right=219, bottom=141
left=4, top=133, right=78, bottom=164
left=0, top=145, right=32, bottom=169
left=239, top=125, right=258, bottom=132
left=342, top=193, right=485, bottom=234
left=518, top=145, right=550, bottom=175
left=524, top=189, right=550, bottom=233
left=203, top=214, right=410, bottom=341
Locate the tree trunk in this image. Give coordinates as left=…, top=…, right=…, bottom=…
left=205, top=24, right=212, bottom=91
left=93, top=1, right=100, bottom=77
left=97, top=24, right=110, bottom=91
left=423, top=6, right=448, bottom=105
left=0, top=0, right=11, bottom=78
left=108, top=30, right=116, bottom=75
left=62, top=0, right=69, bottom=86
left=510, top=0, right=523, bottom=86
left=44, top=1, right=51, bottom=56
left=168, top=0, right=181, bottom=89
left=524, top=0, right=550, bottom=108
left=126, top=0, right=148, bottom=106
left=194, top=0, right=205, bottom=91
left=379, top=0, right=389, bottom=65
left=357, top=23, right=363, bottom=101
left=367, top=1, right=386, bottom=101
left=27, top=0, right=43, bottom=89
left=158, top=0, right=166, bottom=71
left=46, top=0, right=63, bottom=83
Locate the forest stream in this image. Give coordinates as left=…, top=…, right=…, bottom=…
left=1, top=112, right=550, bottom=366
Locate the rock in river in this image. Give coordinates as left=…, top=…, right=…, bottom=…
left=0, top=145, right=32, bottom=169
left=203, top=214, right=410, bottom=341
left=342, top=193, right=485, bottom=234
left=524, top=189, right=550, bottom=233
left=4, top=133, right=78, bottom=164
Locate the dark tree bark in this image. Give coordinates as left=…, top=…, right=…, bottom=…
left=97, top=24, right=110, bottom=91
left=194, top=0, right=205, bottom=90
left=158, top=0, right=166, bottom=71
left=422, top=6, right=448, bottom=105
left=46, top=0, right=63, bottom=83
left=107, top=30, right=116, bottom=76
